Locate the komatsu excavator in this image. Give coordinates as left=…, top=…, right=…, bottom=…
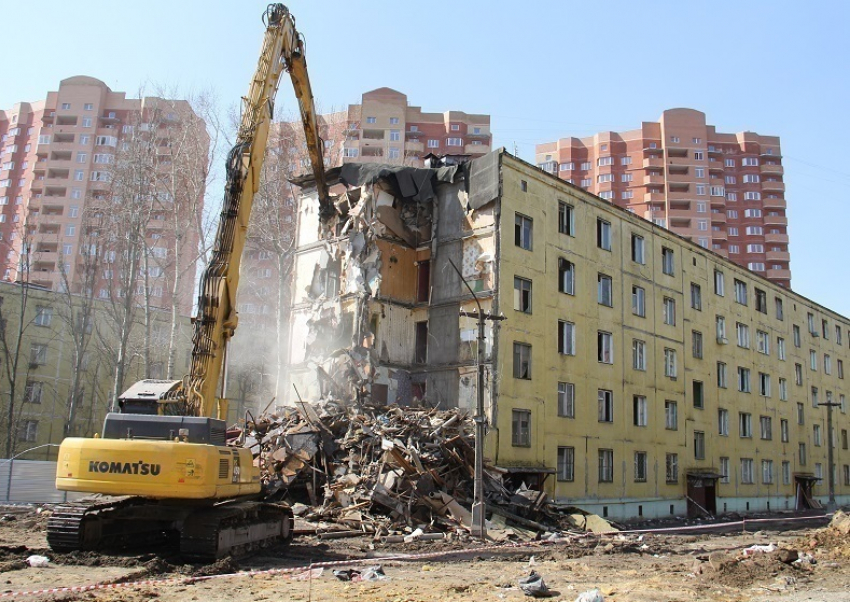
left=46, top=4, right=332, bottom=560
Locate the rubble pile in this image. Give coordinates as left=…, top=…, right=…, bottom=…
left=230, top=403, right=600, bottom=538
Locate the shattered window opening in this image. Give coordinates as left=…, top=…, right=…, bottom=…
left=558, top=258, right=575, bottom=295
left=515, top=213, right=532, bottom=250
left=557, top=446, right=575, bottom=481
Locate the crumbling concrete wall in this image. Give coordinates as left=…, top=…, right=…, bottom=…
left=284, top=155, right=500, bottom=412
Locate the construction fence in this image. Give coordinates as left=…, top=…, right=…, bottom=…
left=0, top=460, right=84, bottom=504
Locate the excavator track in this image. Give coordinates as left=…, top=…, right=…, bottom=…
left=46, top=496, right=170, bottom=552
left=180, top=502, right=293, bottom=560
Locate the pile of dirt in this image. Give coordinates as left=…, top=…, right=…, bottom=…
left=697, top=548, right=809, bottom=588
left=800, top=510, right=850, bottom=559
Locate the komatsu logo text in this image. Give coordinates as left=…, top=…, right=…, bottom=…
left=88, top=461, right=161, bottom=476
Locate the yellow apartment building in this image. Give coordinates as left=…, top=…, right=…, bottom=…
left=288, top=149, right=849, bottom=519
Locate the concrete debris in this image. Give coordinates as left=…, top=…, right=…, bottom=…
left=229, top=403, right=605, bottom=539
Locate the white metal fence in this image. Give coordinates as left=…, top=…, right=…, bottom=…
left=0, top=459, right=84, bottom=504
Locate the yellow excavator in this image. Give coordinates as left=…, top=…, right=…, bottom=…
left=47, top=4, right=332, bottom=560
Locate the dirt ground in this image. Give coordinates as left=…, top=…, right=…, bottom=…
left=1, top=506, right=849, bottom=602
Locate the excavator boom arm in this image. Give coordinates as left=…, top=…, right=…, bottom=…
left=182, top=4, right=329, bottom=417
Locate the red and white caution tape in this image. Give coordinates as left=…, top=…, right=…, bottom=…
left=0, top=513, right=829, bottom=598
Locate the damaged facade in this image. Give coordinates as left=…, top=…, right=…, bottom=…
left=285, top=149, right=850, bottom=520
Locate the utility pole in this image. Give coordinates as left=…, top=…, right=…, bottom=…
left=447, top=258, right=505, bottom=540
left=821, top=400, right=839, bottom=511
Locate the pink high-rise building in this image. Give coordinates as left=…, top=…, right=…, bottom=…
left=536, top=108, right=790, bottom=287
left=0, top=76, right=207, bottom=312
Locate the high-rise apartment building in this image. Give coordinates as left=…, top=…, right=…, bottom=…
left=343, top=88, right=491, bottom=165
left=0, top=76, right=208, bottom=312
left=535, top=109, right=790, bottom=288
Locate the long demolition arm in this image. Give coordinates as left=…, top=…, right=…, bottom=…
left=184, top=4, right=330, bottom=417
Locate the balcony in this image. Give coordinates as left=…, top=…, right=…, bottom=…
left=765, top=232, right=789, bottom=244
left=466, top=130, right=490, bottom=140
left=760, top=163, right=784, bottom=175
left=764, top=214, right=788, bottom=227
left=668, top=182, right=690, bottom=193
left=642, top=156, right=664, bottom=168
left=644, top=192, right=665, bottom=203
left=56, top=115, right=78, bottom=127
left=41, top=112, right=55, bottom=123
left=361, top=129, right=385, bottom=141
left=668, top=164, right=689, bottom=175
left=713, top=229, right=728, bottom=240
left=38, top=224, right=60, bottom=235
left=767, top=268, right=791, bottom=281
left=763, top=196, right=786, bottom=210
left=762, top=180, right=785, bottom=192
left=766, top=250, right=790, bottom=262
left=710, top=211, right=727, bottom=224
left=643, top=174, right=664, bottom=186
left=465, top=143, right=488, bottom=155
left=405, top=141, right=424, bottom=154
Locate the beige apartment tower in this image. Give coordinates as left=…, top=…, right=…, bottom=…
left=536, top=109, right=790, bottom=288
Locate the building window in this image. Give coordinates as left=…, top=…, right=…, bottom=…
left=694, top=431, right=705, bottom=460
left=557, top=447, right=575, bottom=481
left=633, top=395, right=648, bottom=426
left=427, top=139, right=439, bottom=148
left=825, top=354, right=832, bottom=375
left=810, top=350, right=818, bottom=371
left=718, top=408, right=729, bottom=436
left=754, top=288, right=767, bottom=313
left=632, top=339, right=647, bottom=371
left=666, top=453, right=679, bottom=483
left=779, top=378, right=788, bottom=401
left=514, top=277, right=532, bottom=313
left=513, top=343, right=532, bottom=379
left=717, top=362, right=727, bottom=388
left=741, top=459, right=754, bottom=484
left=799, top=442, right=807, bottom=465
left=664, top=348, right=677, bottom=379
left=598, top=449, right=614, bottom=483
left=759, top=415, right=773, bottom=440
left=30, top=343, right=48, bottom=366
left=777, top=337, right=786, bottom=360
left=33, top=306, right=53, bottom=327
left=598, top=389, right=614, bottom=422
left=692, top=380, right=704, bottom=409
left=775, top=297, right=784, bottom=320
left=661, top=247, right=674, bottom=276
left=795, top=363, right=803, bottom=385
left=736, top=322, right=750, bottom=348
left=665, top=400, right=678, bottom=430
left=511, top=409, right=531, bottom=446
left=17, top=420, right=38, bottom=443
left=690, top=283, right=702, bottom=310
left=839, top=360, right=844, bottom=379
left=663, top=297, right=676, bottom=326
left=24, top=381, right=43, bottom=404
left=557, top=382, right=575, bottom=418
left=797, top=402, right=805, bottom=425
left=558, top=321, right=576, bottom=356
left=558, top=201, right=575, bottom=236
left=446, top=137, right=463, bottom=147
left=632, top=285, right=646, bottom=317
left=738, top=367, right=751, bottom=393
left=692, top=331, right=703, bottom=359
left=734, top=279, right=748, bottom=305
left=720, top=457, right=730, bottom=484
left=598, top=274, right=613, bottom=306
left=716, top=315, right=727, bottom=343
left=515, top=213, right=532, bottom=250
left=631, top=234, right=645, bottom=264
left=756, top=330, right=770, bottom=355
left=814, top=424, right=822, bottom=447
left=781, top=419, right=789, bottom=443
left=739, top=412, right=753, bottom=438
left=558, top=259, right=575, bottom=295
left=598, top=331, right=613, bottom=364
left=597, top=218, right=611, bottom=250
left=714, top=270, right=725, bottom=296
left=634, top=452, right=648, bottom=482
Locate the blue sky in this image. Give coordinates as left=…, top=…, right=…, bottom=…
left=3, top=1, right=849, bottom=314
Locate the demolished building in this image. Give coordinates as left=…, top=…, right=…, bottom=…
left=284, top=148, right=850, bottom=520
